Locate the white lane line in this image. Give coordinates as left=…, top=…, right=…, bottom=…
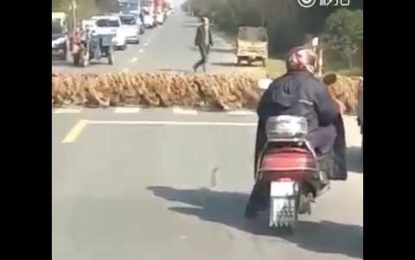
left=61, top=119, right=88, bottom=144
left=88, top=120, right=257, bottom=127
left=121, top=68, right=130, bottom=73
left=144, top=43, right=149, bottom=46
left=227, top=110, right=256, bottom=116
left=139, top=49, right=144, bottom=53
left=172, top=107, right=198, bottom=115
left=114, top=107, right=141, bottom=113
left=54, top=108, right=82, bottom=114
left=131, top=57, right=138, bottom=63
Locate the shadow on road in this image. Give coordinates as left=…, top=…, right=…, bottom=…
left=188, top=46, right=234, bottom=54
left=52, top=59, right=113, bottom=68
left=158, top=68, right=193, bottom=73
left=347, top=146, right=363, bottom=174
left=210, top=61, right=259, bottom=68
left=147, top=186, right=363, bottom=259
left=52, top=60, right=71, bottom=67
left=211, top=47, right=235, bottom=53
left=183, top=24, right=199, bottom=28
left=210, top=62, right=237, bottom=67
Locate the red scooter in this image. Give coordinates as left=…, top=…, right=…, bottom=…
left=257, top=115, right=330, bottom=231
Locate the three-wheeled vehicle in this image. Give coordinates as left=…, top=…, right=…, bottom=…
left=71, top=30, right=115, bottom=67
left=236, top=26, right=268, bottom=67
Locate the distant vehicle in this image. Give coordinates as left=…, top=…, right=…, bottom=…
left=141, top=0, right=156, bottom=28
left=155, top=0, right=167, bottom=24
left=236, top=26, right=269, bottom=67
left=128, top=12, right=146, bottom=35
left=91, top=15, right=127, bottom=51
left=117, top=0, right=141, bottom=14
left=118, top=14, right=140, bottom=44
left=163, top=0, right=173, bottom=17
left=52, top=12, right=69, bottom=60
left=155, top=10, right=164, bottom=25
left=117, top=0, right=145, bottom=33
left=71, top=31, right=114, bottom=67
left=82, top=19, right=96, bottom=31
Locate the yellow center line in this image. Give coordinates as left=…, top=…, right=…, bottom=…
left=61, top=119, right=89, bottom=144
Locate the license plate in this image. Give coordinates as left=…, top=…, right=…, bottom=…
left=270, top=181, right=296, bottom=197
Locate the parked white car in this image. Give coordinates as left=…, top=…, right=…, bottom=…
left=91, top=15, right=127, bottom=50
left=118, top=14, right=140, bottom=44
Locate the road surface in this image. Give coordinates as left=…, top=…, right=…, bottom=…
left=52, top=9, right=363, bottom=260
left=52, top=10, right=239, bottom=74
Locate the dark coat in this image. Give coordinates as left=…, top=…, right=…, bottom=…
left=254, top=71, right=347, bottom=180
left=194, top=25, right=213, bottom=48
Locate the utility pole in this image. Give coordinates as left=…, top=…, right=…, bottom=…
left=69, top=0, right=77, bottom=31
left=318, top=48, right=324, bottom=77
left=311, top=37, right=323, bottom=77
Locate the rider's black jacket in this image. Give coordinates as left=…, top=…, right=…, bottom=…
left=257, top=70, right=339, bottom=133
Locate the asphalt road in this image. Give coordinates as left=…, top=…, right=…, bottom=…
left=52, top=8, right=363, bottom=260
left=52, top=10, right=239, bottom=74
left=52, top=107, right=363, bottom=260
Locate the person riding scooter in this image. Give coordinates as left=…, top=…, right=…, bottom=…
left=69, top=27, right=86, bottom=53
left=245, top=46, right=347, bottom=218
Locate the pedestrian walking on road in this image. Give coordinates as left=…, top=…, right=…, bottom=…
left=193, top=17, right=213, bottom=73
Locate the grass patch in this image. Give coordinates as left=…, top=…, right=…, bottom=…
left=332, top=67, right=363, bottom=77
left=324, top=58, right=363, bottom=77
left=265, top=58, right=286, bottom=78
left=212, top=27, right=237, bottom=46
